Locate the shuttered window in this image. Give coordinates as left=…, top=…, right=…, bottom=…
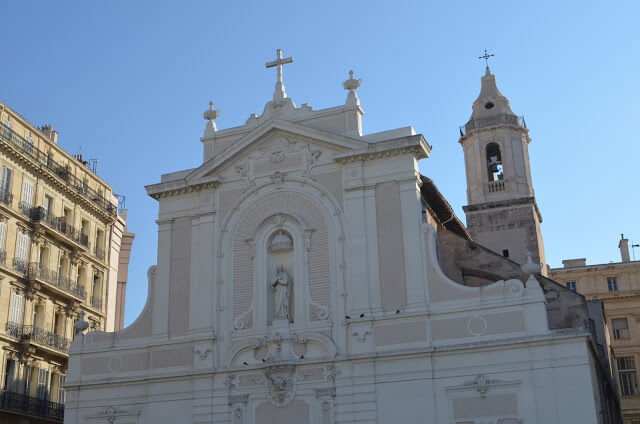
left=0, top=166, right=11, bottom=193
left=57, top=374, right=66, bottom=403
left=16, top=232, right=29, bottom=262
left=36, top=368, right=50, bottom=400
left=9, top=292, right=23, bottom=325
left=0, top=221, right=6, bottom=251
left=22, top=180, right=33, bottom=207
left=3, top=359, right=16, bottom=391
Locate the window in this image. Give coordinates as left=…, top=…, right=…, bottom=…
left=0, top=166, right=11, bottom=203
left=608, top=277, right=618, bottom=292
left=8, top=292, right=23, bottom=326
left=24, top=134, right=35, bottom=156
left=618, top=357, right=637, bottom=396
left=3, top=359, right=16, bottom=391
left=43, top=195, right=53, bottom=219
left=502, top=249, right=509, bottom=258
left=57, top=374, right=66, bottom=403
left=0, top=220, right=6, bottom=252
left=22, top=180, right=33, bottom=207
left=36, top=368, right=50, bottom=400
left=565, top=281, right=577, bottom=292
left=16, top=232, right=30, bottom=263
left=612, top=318, right=630, bottom=340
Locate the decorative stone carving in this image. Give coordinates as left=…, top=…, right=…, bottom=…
left=271, top=264, right=291, bottom=322
left=264, top=365, right=296, bottom=407
left=270, top=171, right=286, bottom=188
left=228, top=394, right=249, bottom=405
left=310, top=304, right=329, bottom=321
left=234, top=311, right=253, bottom=330
left=314, top=387, right=336, bottom=398
left=323, top=365, right=338, bottom=382
left=224, top=374, right=238, bottom=389
left=465, top=374, right=501, bottom=398
left=270, top=231, right=292, bottom=252
left=352, top=329, right=371, bottom=343
left=303, top=145, right=322, bottom=178
left=195, top=345, right=212, bottom=360
left=235, top=160, right=255, bottom=191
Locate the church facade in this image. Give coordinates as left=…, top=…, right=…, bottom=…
left=64, top=51, right=615, bottom=423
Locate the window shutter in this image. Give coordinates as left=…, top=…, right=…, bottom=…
left=16, top=232, right=29, bottom=262
left=36, top=368, right=49, bottom=399
left=9, top=292, right=23, bottom=325
left=0, top=221, right=6, bottom=250
left=613, top=318, right=629, bottom=330
left=0, top=166, right=11, bottom=193
left=22, top=180, right=33, bottom=206
left=57, top=374, right=66, bottom=403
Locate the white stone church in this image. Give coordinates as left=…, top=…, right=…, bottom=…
left=64, top=51, right=619, bottom=423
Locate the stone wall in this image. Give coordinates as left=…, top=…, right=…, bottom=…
left=436, top=228, right=586, bottom=330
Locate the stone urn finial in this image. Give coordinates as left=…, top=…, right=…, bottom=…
left=74, top=310, right=89, bottom=333
left=521, top=251, right=541, bottom=276
left=342, top=70, right=362, bottom=106
left=203, top=101, right=220, bottom=136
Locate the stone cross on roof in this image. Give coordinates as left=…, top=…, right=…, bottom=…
left=266, top=49, right=294, bottom=102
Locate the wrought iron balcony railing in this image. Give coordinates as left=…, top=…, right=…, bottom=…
left=18, top=201, right=32, bottom=218
left=25, top=263, right=86, bottom=300
left=94, top=246, right=105, bottom=261
left=5, top=321, right=70, bottom=352
left=22, top=325, right=71, bottom=352
left=0, top=188, right=12, bottom=207
left=91, top=295, right=103, bottom=310
left=6, top=321, right=21, bottom=338
left=0, top=122, right=117, bottom=217
left=0, top=390, right=64, bottom=422
left=12, top=258, right=28, bottom=275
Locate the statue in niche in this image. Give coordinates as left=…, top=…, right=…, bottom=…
left=271, top=264, right=291, bottom=321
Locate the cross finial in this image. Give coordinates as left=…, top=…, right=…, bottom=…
left=478, top=49, right=495, bottom=70
left=266, top=49, right=294, bottom=102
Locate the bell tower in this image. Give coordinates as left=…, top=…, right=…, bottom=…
left=459, top=64, right=546, bottom=270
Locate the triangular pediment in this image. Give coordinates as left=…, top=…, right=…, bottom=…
left=186, top=118, right=367, bottom=182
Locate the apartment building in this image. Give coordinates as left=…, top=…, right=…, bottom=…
left=550, top=235, right=640, bottom=424
left=0, top=101, right=132, bottom=423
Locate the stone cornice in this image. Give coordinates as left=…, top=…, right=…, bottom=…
left=334, top=135, right=430, bottom=163
left=458, top=123, right=530, bottom=145
left=463, top=196, right=543, bottom=222
left=146, top=180, right=219, bottom=201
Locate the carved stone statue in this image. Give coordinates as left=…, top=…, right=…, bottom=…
left=271, top=264, right=291, bottom=321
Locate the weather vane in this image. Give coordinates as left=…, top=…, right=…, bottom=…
left=478, top=49, right=494, bottom=68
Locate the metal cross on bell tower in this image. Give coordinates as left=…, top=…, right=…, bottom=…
left=478, top=49, right=495, bottom=71
left=266, top=49, right=294, bottom=103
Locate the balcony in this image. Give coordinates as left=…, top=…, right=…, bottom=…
left=22, top=325, right=71, bottom=352
left=460, top=113, right=525, bottom=136
left=94, top=246, right=105, bottom=261
left=0, top=122, right=117, bottom=218
left=0, top=188, right=12, bottom=207
left=90, top=295, right=102, bottom=310
left=18, top=201, right=32, bottom=218
left=5, top=321, right=70, bottom=353
left=12, top=258, right=28, bottom=276
left=487, top=180, right=505, bottom=193
left=0, top=390, right=64, bottom=422
left=28, top=208, right=90, bottom=251
left=26, top=264, right=86, bottom=300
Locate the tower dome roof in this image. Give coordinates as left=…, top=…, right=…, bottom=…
left=470, top=67, right=514, bottom=120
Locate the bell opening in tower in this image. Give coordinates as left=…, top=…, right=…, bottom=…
left=486, top=142, right=503, bottom=182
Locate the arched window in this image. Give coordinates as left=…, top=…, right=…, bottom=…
left=486, top=143, right=503, bottom=182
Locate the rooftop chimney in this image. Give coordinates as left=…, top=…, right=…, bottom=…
left=40, top=125, right=58, bottom=144
left=563, top=258, right=587, bottom=268
left=619, top=234, right=630, bottom=262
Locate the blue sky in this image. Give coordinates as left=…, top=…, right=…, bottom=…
left=1, top=1, right=638, bottom=326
